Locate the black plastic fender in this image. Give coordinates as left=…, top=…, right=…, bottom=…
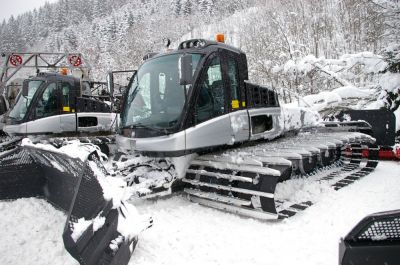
left=339, top=210, right=400, bottom=265
left=343, top=109, right=396, bottom=146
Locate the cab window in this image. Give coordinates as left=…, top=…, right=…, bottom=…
left=36, top=83, right=59, bottom=118
left=195, top=56, right=225, bottom=123
left=62, top=82, right=71, bottom=108
left=227, top=57, right=240, bottom=109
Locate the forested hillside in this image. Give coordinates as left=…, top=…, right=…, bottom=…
left=0, top=0, right=399, bottom=114
left=0, top=0, right=252, bottom=79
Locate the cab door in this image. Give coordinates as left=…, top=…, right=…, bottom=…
left=26, top=82, right=62, bottom=133
left=221, top=50, right=250, bottom=142
left=59, top=81, right=78, bottom=132
left=185, top=52, right=234, bottom=151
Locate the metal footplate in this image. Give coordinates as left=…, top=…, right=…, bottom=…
left=332, top=144, right=379, bottom=190
left=183, top=131, right=379, bottom=220
left=183, top=158, right=282, bottom=220
left=184, top=189, right=279, bottom=220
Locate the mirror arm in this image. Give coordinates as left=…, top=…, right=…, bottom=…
left=22, top=80, right=29, bottom=97
left=179, top=54, right=193, bottom=86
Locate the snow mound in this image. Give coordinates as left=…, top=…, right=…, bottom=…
left=0, top=198, right=77, bottom=265
left=332, top=86, right=373, bottom=99
left=303, top=91, right=342, bottom=111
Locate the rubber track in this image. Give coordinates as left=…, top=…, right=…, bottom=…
left=277, top=144, right=379, bottom=219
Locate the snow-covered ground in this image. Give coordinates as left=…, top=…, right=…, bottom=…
left=0, top=198, right=76, bottom=265
left=1, top=161, right=399, bottom=265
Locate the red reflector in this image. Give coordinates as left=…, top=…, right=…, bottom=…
left=396, top=146, right=400, bottom=159
left=344, top=147, right=352, bottom=157
left=362, top=149, right=369, bottom=158
left=379, top=150, right=395, bottom=159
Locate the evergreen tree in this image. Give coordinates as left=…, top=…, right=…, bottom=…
left=381, top=45, right=400, bottom=111
left=183, top=0, right=192, bottom=16
left=0, top=20, right=7, bottom=51
left=3, top=16, right=22, bottom=51
left=175, top=0, right=182, bottom=16
left=93, top=0, right=107, bottom=19
left=64, top=29, right=78, bottom=50
left=127, top=11, right=135, bottom=27
left=200, top=0, right=210, bottom=13
left=54, top=0, right=68, bottom=32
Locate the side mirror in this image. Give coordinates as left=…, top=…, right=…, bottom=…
left=107, top=71, right=114, bottom=97
left=179, top=54, right=193, bottom=86
left=22, top=80, right=29, bottom=97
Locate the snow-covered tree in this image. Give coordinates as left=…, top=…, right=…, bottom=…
left=379, top=44, right=400, bottom=111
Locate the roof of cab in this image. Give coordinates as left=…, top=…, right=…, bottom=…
left=34, top=72, right=80, bottom=82
left=146, top=39, right=245, bottom=61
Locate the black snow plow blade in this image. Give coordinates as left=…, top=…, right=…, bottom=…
left=0, top=146, right=141, bottom=265
left=339, top=210, right=400, bottom=265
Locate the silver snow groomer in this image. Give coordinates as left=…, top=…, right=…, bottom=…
left=3, top=72, right=115, bottom=136
left=115, top=34, right=379, bottom=220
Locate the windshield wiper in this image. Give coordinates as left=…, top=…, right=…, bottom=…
left=125, top=123, right=173, bottom=134
left=6, top=115, right=17, bottom=120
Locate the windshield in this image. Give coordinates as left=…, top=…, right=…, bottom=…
left=121, top=53, right=202, bottom=129
left=8, top=80, right=43, bottom=121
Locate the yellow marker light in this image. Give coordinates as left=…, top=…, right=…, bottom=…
left=215, top=33, right=225, bottom=43
left=232, top=100, right=239, bottom=109
left=63, top=106, right=71, bottom=112
left=242, top=101, right=246, bottom=107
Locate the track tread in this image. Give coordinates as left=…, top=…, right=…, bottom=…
left=183, top=132, right=379, bottom=220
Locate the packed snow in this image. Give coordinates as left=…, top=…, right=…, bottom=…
left=0, top=198, right=76, bottom=265
left=281, top=104, right=321, bottom=130
left=0, top=161, right=399, bottom=265
left=70, top=217, right=93, bottom=242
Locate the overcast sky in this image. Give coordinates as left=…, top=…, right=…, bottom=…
left=0, top=0, right=59, bottom=22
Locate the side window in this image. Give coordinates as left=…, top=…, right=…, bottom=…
left=129, top=73, right=151, bottom=121
left=36, top=83, right=58, bottom=118
left=227, top=57, right=240, bottom=109
left=62, top=82, right=71, bottom=110
left=196, top=56, right=225, bottom=123
left=268, top=90, right=278, bottom=107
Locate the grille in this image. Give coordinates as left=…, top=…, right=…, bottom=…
left=358, top=217, right=400, bottom=241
